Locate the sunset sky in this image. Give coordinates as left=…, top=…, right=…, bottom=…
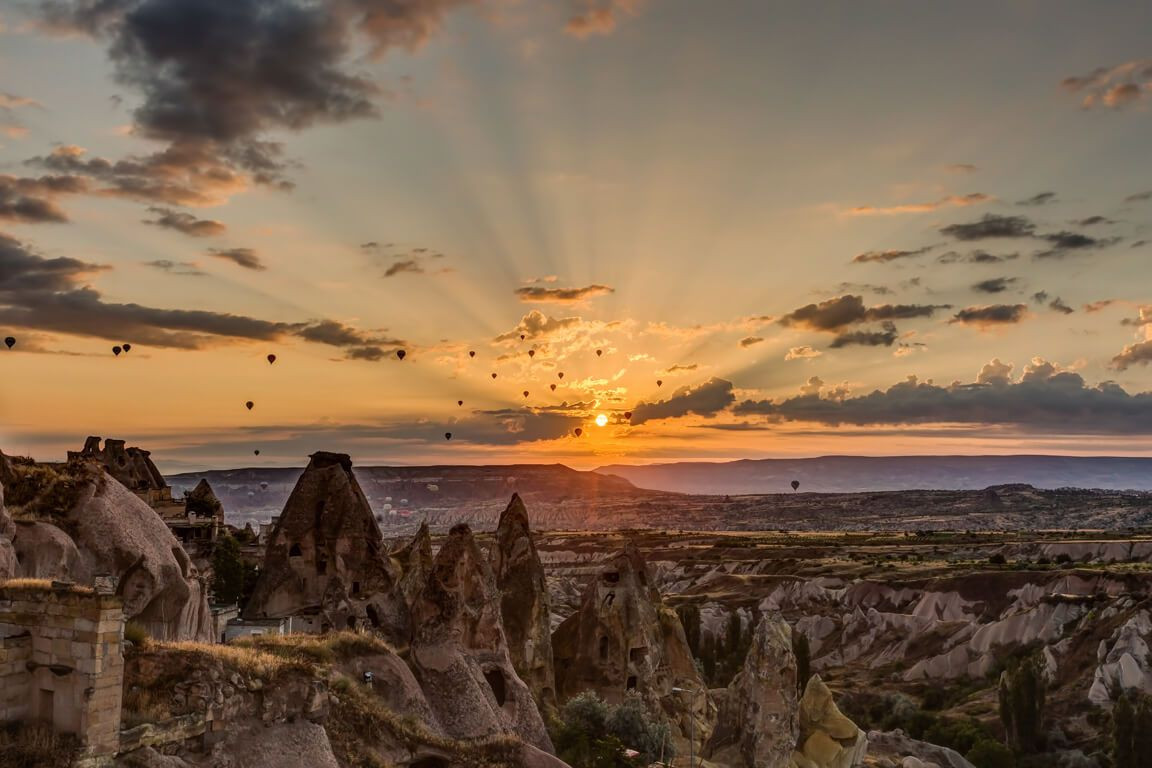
left=3, top=0, right=1152, bottom=471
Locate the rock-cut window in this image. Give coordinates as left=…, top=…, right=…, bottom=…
left=288, top=543, right=302, bottom=558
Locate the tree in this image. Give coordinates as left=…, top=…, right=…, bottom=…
left=1113, top=690, right=1152, bottom=768
left=998, top=654, right=1046, bottom=754
left=966, top=739, right=1016, bottom=768
left=793, top=630, right=812, bottom=696
left=211, top=535, right=245, bottom=606
left=553, top=691, right=674, bottom=768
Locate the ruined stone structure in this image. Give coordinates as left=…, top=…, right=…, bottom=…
left=552, top=544, right=715, bottom=752
left=491, top=493, right=556, bottom=712
left=0, top=582, right=124, bottom=762
left=244, top=452, right=406, bottom=640
left=409, top=522, right=554, bottom=752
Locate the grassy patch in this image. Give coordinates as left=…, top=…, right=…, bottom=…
left=0, top=723, right=79, bottom=768
left=150, top=641, right=309, bottom=680
left=2, top=458, right=100, bottom=530
left=238, top=630, right=395, bottom=665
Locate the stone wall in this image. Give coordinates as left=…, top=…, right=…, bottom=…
left=0, top=584, right=125, bottom=760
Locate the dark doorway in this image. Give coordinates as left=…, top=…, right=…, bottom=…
left=484, top=669, right=507, bottom=707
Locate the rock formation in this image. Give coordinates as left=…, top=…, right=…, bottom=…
left=491, top=493, right=557, bottom=712
left=552, top=544, right=715, bottom=753
left=409, top=522, right=554, bottom=752
left=0, top=452, right=211, bottom=640
left=69, top=436, right=167, bottom=494
left=184, top=479, right=223, bottom=519
left=244, top=452, right=406, bottom=640
left=865, top=730, right=974, bottom=768
left=705, top=613, right=799, bottom=768
left=790, top=675, right=867, bottom=768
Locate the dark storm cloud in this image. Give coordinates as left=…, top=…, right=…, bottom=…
left=0, top=230, right=401, bottom=353
left=0, top=174, right=90, bottom=223
left=1016, top=192, right=1057, bottom=206
left=829, top=322, right=899, bottom=349
left=630, top=378, right=735, bottom=426
left=514, top=284, right=616, bottom=303
left=143, top=206, right=225, bottom=237
left=734, top=360, right=1152, bottom=434
left=973, top=277, right=1017, bottom=294
left=851, top=246, right=932, bottom=264
left=779, top=295, right=949, bottom=333
left=939, top=214, right=1037, bottom=241
left=950, top=304, right=1028, bottom=327
left=208, top=247, right=265, bottom=271
left=937, top=250, right=1019, bottom=264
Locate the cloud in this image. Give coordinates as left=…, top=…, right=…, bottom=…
left=741, top=336, right=765, bottom=348
left=945, top=163, right=979, bottom=173
left=565, top=0, right=646, bottom=39
left=973, top=277, right=1017, bottom=294
left=784, top=345, right=821, bottom=360
left=143, top=259, right=205, bottom=277
left=950, top=304, right=1028, bottom=327
left=1075, top=216, right=1115, bottom=226
left=1033, top=231, right=1119, bottom=259
left=1061, top=59, right=1152, bottom=109
left=665, top=363, right=697, bottom=372
left=829, top=322, right=899, bottom=348
left=937, top=250, right=1019, bottom=264
left=207, top=247, right=265, bottom=271
left=1113, top=341, right=1152, bottom=371
left=1048, top=297, right=1074, bottom=315
left=852, top=246, right=932, bottom=264
left=1016, top=192, right=1057, bottom=206
left=845, top=193, right=990, bottom=216
left=1125, top=191, right=1152, bottom=203
left=0, top=174, right=89, bottom=223
left=940, top=214, right=1037, bottom=241
left=1084, top=299, right=1117, bottom=313
left=629, top=377, right=735, bottom=425
left=735, top=358, right=1152, bottom=434
left=143, top=206, right=225, bottom=237
left=384, top=258, right=424, bottom=277
left=514, top=284, right=615, bottom=303
left=779, top=295, right=950, bottom=333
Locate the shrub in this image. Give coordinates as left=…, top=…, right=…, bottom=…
left=999, top=654, right=1046, bottom=753
left=124, top=621, right=151, bottom=648
left=553, top=691, right=673, bottom=768
left=0, top=723, right=79, bottom=768
left=966, top=739, right=1016, bottom=768
left=923, top=717, right=994, bottom=755
left=1113, top=690, right=1152, bottom=768
left=988, top=553, right=1007, bottom=565
left=211, top=535, right=245, bottom=606
left=793, top=631, right=812, bottom=696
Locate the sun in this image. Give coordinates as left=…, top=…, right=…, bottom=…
left=595, top=413, right=608, bottom=427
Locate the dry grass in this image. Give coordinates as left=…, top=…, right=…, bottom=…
left=238, top=629, right=395, bottom=664
left=122, top=685, right=171, bottom=728
left=151, top=640, right=307, bottom=680
left=2, top=458, right=98, bottom=526
left=0, top=578, right=94, bottom=594
left=0, top=723, right=79, bottom=768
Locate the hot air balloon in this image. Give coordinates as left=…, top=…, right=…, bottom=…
left=444, top=432, right=452, bottom=441
left=596, top=349, right=603, bottom=357
left=245, top=401, right=254, bottom=411
left=574, top=428, right=583, bottom=437
left=624, top=411, right=632, bottom=420
left=260, top=481, right=268, bottom=490
left=791, top=480, right=800, bottom=491
left=558, top=372, right=564, bottom=380
left=457, top=400, right=464, bottom=406
left=254, top=449, right=260, bottom=455
left=112, top=346, right=122, bottom=356
left=491, top=372, right=498, bottom=379
left=3, top=337, right=13, bottom=349
left=267, top=354, right=276, bottom=364
left=396, top=349, right=406, bottom=360
left=520, top=334, right=526, bottom=341
left=469, top=350, right=476, bottom=358
left=656, top=379, right=663, bottom=387
left=122, top=343, right=132, bottom=352
left=550, top=384, right=557, bottom=391
left=522, top=390, right=529, bottom=398
left=528, top=350, right=535, bottom=358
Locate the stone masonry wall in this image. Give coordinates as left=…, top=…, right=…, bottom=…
left=0, top=585, right=125, bottom=760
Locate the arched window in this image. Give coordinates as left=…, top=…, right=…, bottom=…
left=288, top=543, right=302, bottom=557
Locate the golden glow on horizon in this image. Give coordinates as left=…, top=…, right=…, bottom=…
left=595, top=413, right=608, bottom=427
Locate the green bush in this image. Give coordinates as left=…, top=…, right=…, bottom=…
left=124, top=621, right=151, bottom=648
left=553, top=692, right=673, bottom=768
left=999, top=654, right=1046, bottom=753
left=1113, top=690, right=1152, bottom=768
left=966, top=739, right=1016, bottom=768
left=923, top=717, right=994, bottom=755
left=211, top=535, right=246, bottom=606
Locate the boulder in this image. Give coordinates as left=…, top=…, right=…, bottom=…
left=491, top=493, right=557, bottom=712
left=410, top=522, right=554, bottom=752
left=11, top=520, right=82, bottom=579
left=866, top=730, right=974, bottom=768
left=790, top=675, right=867, bottom=768
left=244, top=452, right=404, bottom=640
left=705, top=613, right=799, bottom=768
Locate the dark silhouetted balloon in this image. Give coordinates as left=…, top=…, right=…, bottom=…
left=245, top=401, right=254, bottom=411
left=558, top=372, right=564, bottom=379
left=457, top=400, right=463, bottom=406
left=656, top=379, right=663, bottom=387
left=791, top=480, right=800, bottom=491
left=522, top=390, right=529, bottom=398
left=122, top=343, right=132, bottom=352
left=624, top=411, right=632, bottom=420
left=550, top=384, right=557, bottom=391
left=596, top=349, right=603, bottom=357
left=469, top=350, right=476, bottom=358
left=528, top=350, right=535, bottom=358
left=491, top=372, right=498, bottom=379
left=396, top=349, right=406, bottom=360
left=574, top=428, right=582, bottom=437
left=254, top=450, right=260, bottom=456
left=112, top=346, right=122, bottom=356
left=3, top=337, right=13, bottom=349
left=267, top=354, right=276, bottom=364
left=444, top=432, right=452, bottom=441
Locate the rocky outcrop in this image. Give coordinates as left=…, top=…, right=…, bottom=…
left=185, top=479, right=223, bottom=519
left=70, top=436, right=167, bottom=493
left=705, top=613, right=799, bottom=768
left=0, top=453, right=211, bottom=641
left=1089, top=608, right=1152, bottom=705
left=409, top=523, right=554, bottom=752
left=492, top=493, right=556, bottom=712
left=790, top=675, right=867, bottom=768
left=866, top=730, right=975, bottom=768
left=552, top=544, right=715, bottom=753
left=244, top=452, right=405, bottom=640
left=0, top=457, right=15, bottom=579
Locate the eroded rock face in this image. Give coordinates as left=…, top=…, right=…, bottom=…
left=790, top=675, right=867, bottom=768
left=0, top=469, right=14, bottom=579
left=705, top=613, right=799, bottom=768
left=492, top=493, right=557, bottom=712
left=70, top=436, right=167, bottom=493
left=11, top=520, right=82, bottom=578
left=552, top=544, right=715, bottom=753
left=410, top=523, right=554, bottom=752
left=245, top=452, right=404, bottom=638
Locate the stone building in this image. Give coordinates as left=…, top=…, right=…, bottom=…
left=0, top=581, right=124, bottom=762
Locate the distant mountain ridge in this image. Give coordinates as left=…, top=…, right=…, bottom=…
left=593, top=455, right=1152, bottom=494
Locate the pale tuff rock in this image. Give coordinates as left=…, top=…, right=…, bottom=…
left=1089, top=609, right=1152, bottom=705
left=866, top=730, right=975, bottom=768
left=491, top=493, right=557, bottom=712
left=70, top=436, right=168, bottom=493
left=11, top=520, right=82, bottom=578
left=705, top=613, right=799, bottom=768
left=790, top=675, right=867, bottom=768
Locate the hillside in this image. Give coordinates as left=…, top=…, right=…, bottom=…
left=594, top=455, right=1152, bottom=494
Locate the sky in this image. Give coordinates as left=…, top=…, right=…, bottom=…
left=2, top=0, right=1152, bottom=471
